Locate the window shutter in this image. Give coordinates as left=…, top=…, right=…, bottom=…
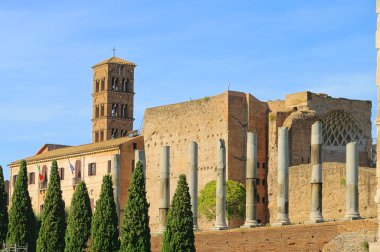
left=88, top=164, right=91, bottom=176
left=94, top=163, right=97, bottom=175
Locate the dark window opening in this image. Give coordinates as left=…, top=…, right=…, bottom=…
left=88, top=163, right=96, bottom=176
left=133, top=142, right=137, bottom=150
left=28, top=172, right=35, bottom=185
left=59, top=168, right=64, bottom=180
left=108, top=160, right=112, bottom=173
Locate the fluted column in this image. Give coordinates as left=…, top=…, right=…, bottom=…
left=309, top=121, right=324, bottom=223
left=214, top=139, right=228, bottom=230
left=158, top=146, right=170, bottom=233
left=344, top=142, right=361, bottom=220
left=188, top=142, right=199, bottom=230
left=273, top=127, right=291, bottom=226
left=242, top=132, right=259, bottom=228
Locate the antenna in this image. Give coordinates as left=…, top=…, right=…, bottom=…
left=112, top=47, right=116, bottom=57
left=228, top=83, right=231, bottom=90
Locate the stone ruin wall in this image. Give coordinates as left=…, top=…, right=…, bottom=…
left=267, top=91, right=373, bottom=223
left=288, top=162, right=377, bottom=223
left=143, top=91, right=269, bottom=230
left=143, top=93, right=229, bottom=230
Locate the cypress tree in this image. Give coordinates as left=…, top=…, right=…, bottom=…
left=162, top=174, right=195, bottom=252
left=91, top=175, right=119, bottom=252
left=37, top=160, right=66, bottom=252
left=0, top=165, right=8, bottom=244
left=7, top=160, right=36, bottom=252
left=65, top=181, right=92, bottom=252
left=120, top=161, right=150, bottom=252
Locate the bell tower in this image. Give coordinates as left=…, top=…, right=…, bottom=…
left=91, top=56, right=136, bottom=142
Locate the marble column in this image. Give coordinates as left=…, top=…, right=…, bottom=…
left=242, top=131, right=259, bottom=228
left=135, top=149, right=146, bottom=177
left=344, top=142, right=361, bottom=220
left=309, top=121, right=324, bottom=223
left=158, top=146, right=170, bottom=233
left=188, top=142, right=199, bottom=230
left=273, top=127, right=291, bottom=226
left=111, top=154, right=120, bottom=220
left=214, top=139, right=228, bottom=230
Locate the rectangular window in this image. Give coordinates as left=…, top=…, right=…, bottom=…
left=59, top=168, right=64, bottom=180
left=257, top=162, right=260, bottom=168
left=88, top=163, right=96, bottom=176
left=108, top=160, right=112, bottom=173
left=262, top=163, right=266, bottom=169
left=133, top=142, right=138, bottom=150
left=262, top=179, right=266, bottom=186
left=256, top=179, right=260, bottom=185
left=262, top=197, right=266, bottom=204
left=28, top=172, right=35, bottom=185
left=257, top=194, right=260, bottom=203
left=13, top=175, right=17, bottom=186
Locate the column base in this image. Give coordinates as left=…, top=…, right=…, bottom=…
left=241, top=220, right=260, bottom=228
left=213, top=224, right=228, bottom=230
left=305, top=219, right=324, bottom=224
left=369, top=242, right=380, bottom=252
left=343, top=214, right=361, bottom=220
left=272, top=220, right=291, bottom=226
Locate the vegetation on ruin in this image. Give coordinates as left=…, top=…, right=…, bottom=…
left=198, top=180, right=246, bottom=221
left=7, top=160, right=36, bottom=252
left=65, top=181, right=92, bottom=252
left=91, top=175, right=119, bottom=252
left=37, top=160, right=66, bottom=252
left=0, top=166, right=8, bottom=244
left=162, top=174, right=195, bottom=252
left=120, top=161, right=151, bottom=252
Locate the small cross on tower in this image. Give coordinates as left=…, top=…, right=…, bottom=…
left=112, top=47, right=116, bottom=57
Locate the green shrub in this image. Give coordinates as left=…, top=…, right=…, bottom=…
left=91, top=175, right=119, bottom=252
left=37, top=160, right=66, bottom=252
left=120, top=161, right=150, bottom=252
left=7, top=160, right=36, bottom=252
left=162, top=174, right=195, bottom=252
left=198, top=180, right=245, bottom=221
left=65, top=181, right=92, bottom=252
left=0, top=165, right=8, bottom=243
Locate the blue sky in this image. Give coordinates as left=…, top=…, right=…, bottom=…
left=0, top=0, right=377, bottom=180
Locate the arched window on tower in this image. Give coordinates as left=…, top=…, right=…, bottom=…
left=111, top=103, right=116, bottom=117
left=101, top=79, right=105, bottom=91
left=112, top=77, right=116, bottom=91
left=100, top=130, right=104, bottom=141
left=115, top=104, right=119, bottom=117
left=121, top=130, right=126, bottom=137
left=95, top=80, right=100, bottom=92
left=100, top=104, right=104, bottom=116
left=111, top=128, right=118, bottom=139
left=126, top=79, right=132, bottom=93
left=95, top=105, right=99, bottom=118
left=95, top=131, right=99, bottom=142
left=115, top=78, right=119, bottom=91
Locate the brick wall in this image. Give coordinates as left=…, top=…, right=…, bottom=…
left=151, top=219, right=377, bottom=252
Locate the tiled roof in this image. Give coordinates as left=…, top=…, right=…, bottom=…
left=9, top=135, right=142, bottom=166
left=93, top=56, right=136, bottom=68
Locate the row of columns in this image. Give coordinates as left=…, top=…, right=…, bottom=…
left=154, top=120, right=361, bottom=232
left=275, top=122, right=361, bottom=225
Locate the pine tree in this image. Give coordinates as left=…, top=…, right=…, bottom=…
left=120, top=161, right=150, bottom=252
left=7, top=160, right=36, bottom=252
left=65, top=181, right=92, bottom=252
left=91, top=175, right=119, bottom=252
left=36, top=160, right=66, bottom=252
left=0, top=165, right=8, bottom=244
left=162, top=174, right=195, bottom=252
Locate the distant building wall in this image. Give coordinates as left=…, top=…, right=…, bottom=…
left=143, top=91, right=269, bottom=230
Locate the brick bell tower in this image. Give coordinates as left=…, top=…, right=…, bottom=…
left=91, top=55, right=136, bottom=143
